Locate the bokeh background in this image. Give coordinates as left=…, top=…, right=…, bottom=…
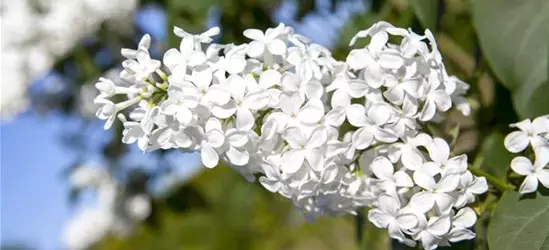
left=1, top=0, right=547, bottom=249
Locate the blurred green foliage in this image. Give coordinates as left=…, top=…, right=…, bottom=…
left=98, top=166, right=360, bottom=250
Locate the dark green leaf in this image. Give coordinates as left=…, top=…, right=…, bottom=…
left=480, top=132, right=513, bottom=179
left=410, top=0, right=438, bottom=32
left=488, top=191, right=549, bottom=250
left=472, top=0, right=549, bottom=118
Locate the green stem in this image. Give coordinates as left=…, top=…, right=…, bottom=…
left=355, top=209, right=364, bottom=249
left=468, top=166, right=515, bottom=192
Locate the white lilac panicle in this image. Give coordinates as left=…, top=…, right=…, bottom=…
left=505, top=115, right=549, bottom=194
left=94, top=21, right=486, bottom=249
left=62, top=163, right=151, bottom=250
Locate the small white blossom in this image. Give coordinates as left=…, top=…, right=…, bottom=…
left=505, top=117, right=549, bottom=153
left=510, top=152, right=549, bottom=194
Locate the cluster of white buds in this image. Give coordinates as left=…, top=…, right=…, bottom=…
left=94, top=21, right=487, bottom=249
left=505, top=115, right=549, bottom=194
left=62, top=164, right=151, bottom=250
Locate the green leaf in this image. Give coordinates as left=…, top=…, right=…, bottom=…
left=410, top=0, right=438, bottom=31
left=472, top=0, right=549, bottom=119
left=361, top=211, right=389, bottom=250
left=480, top=132, right=513, bottom=179
left=488, top=191, right=549, bottom=250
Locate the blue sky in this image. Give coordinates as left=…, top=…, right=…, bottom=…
left=1, top=114, right=75, bottom=249
left=0, top=1, right=367, bottom=249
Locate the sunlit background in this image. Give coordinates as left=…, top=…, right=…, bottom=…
left=2, top=0, right=545, bottom=249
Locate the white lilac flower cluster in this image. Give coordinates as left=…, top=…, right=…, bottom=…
left=0, top=0, right=137, bottom=120
left=93, top=21, right=487, bottom=249
left=504, top=115, right=549, bottom=194
left=62, top=164, right=151, bottom=250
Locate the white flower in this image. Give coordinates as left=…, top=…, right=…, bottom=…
left=370, top=156, right=414, bottom=193
left=199, top=118, right=226, bottom=168
left=212, top=75, right=270, bottom=130
left=388, top=133, right=432, bottom=171
left=280, top=72, right=323, bottom=100
left=121, top=49, right=160, bottom=82
left=446, top=207, right=476, bottom=243
left=419, top=74, right=452, bottom=122
left=223, top=44, right=249, bottom=75
left=189, top=66, right=230, bottom=106
left=243, top=23, right=287, bottom=57
left=383, top=78, right=421, bottom=105
left=426, top=138, right=468, bottom=174
left=510, top=153, right=549, bottom=194
left=160, top=85, right=200, bottom=126
left=454, top=171, right=488, bottom=208
left=94, top=96, right=141, bottom=129
left=259, top=155, right=285, bottom=193
left=119, top=110, right=155, bottom=151
left=346, top=104, right=397, bottom=150
left=121, top=34, right=151, bottom=59
left=286, top=43, right=331, bottom=82
left=504, top=117, right=549, bottom=153
left=174, top=26, right=220, bottom=53
left=281, top=127, right=328, bottom=174
left=348, top=21, right=408, bottom=47
left=446, top=76, right=471, bottom=116
left=368, top=194, right=418, bottom=246
left=269, top=91, right=325, bottom=130
left=411, top=162, right=460, bottom=213
left=224, top=129, right=251, bottom=166
left=411, top=214, right=451, bottom=250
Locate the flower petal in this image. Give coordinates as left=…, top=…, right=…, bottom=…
left=535, top=169, right=549, bottom=188
left=201, top=144, right=219, bottom=168
left=368, top=208, right=392, bottom=228
left=519, top=174, right=539, bottom=194
left=175, top=107, right=193, bottom=125
left=371, top=156, right=395, bottom=181
left=247, top=41, right=264, bottom=57
left=243, top=29, right=264, bottom=40
left=259, top=69, right=282, bottom=89
left=236, top=108, right=255, bottom=131
left=279, top=91, right=303, bottom=115
left=427, top=138, right=450, bottom=164
left=267, top=39, right=287, bottom=55
left=410, top=191, right=435, bottom=213
left=504, top=131, right=529, bottom=153
left=510, top=156, right=534, bottom=176
left=453, top=207, right=476, bottom=228
left=396, top=213, right=419, bottom=230
left=305, top=127, right=328, bottom=148
left=226, top=147, right=250, bottom=166
left=352, top=127, right=374, bottom=150
left=413, top=170, right=436, bottom=190
left=394, top=171, right=414, bottom=187
left=297, top=99, right=324, bottom=124
left=401, top=147, right=424, bottom=171
left=346, top=49, right=368, bottom=70
left=281, top=150, right=305, bottom=174
left=346, top=104, right=368, bottom=127
left=378, top=51, right=403, bottom=69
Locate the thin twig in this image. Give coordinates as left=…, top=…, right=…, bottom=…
left=468, top=165, right=515, bottom=192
